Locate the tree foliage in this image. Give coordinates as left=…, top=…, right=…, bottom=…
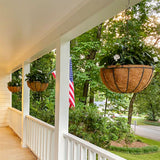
left=30, top=52, right=56, bottom=123
left=12, top=69, right=22, bottom=110
left=71, top=25, right=104, bottom=104
left=135, top=65, right=160, bottom=121
left=100, top=0, right=159, bottom=67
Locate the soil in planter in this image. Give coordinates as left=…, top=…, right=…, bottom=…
left=110, top=140, right=148, bottom=148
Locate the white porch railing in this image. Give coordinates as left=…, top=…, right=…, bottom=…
left=8, top=107, right=22, bottom=138
left=64, top=133, right=126, bottom=160
left=26, top=115, right=55, bottom=160
left=8, top=107, right=125, bottom=160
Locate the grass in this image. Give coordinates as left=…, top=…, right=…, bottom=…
left=131, top=118, right=144, bottom=125
left=111, top=150, right=160, bottom=160
left=143, top=121, right=160, bottom=126
left=119, top=114, right=160, bottom=126
left=110, top=136, right=160, bottom=160
left=135, top=136, right=160, bottom=147
left=131, top=118, right=160, bottom=126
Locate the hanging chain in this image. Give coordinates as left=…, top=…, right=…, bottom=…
left=128, top=0, right=131, bottom=8
left=125, top=0, right=131, bottom=50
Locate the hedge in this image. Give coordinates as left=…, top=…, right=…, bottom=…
left=109, top=145, right=159, bottom=154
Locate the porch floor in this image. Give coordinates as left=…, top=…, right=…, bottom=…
left=0, top=127, right=36, bottom=160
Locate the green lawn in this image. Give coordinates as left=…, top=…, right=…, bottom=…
left=120, top=114, right=160, bottom=126
left=111, top=136, right=160, bottom=160
left=131, top=118, right=160, bottom=126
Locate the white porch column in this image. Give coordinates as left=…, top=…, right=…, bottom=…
left=54, top=38, right=70, bottom=160
left=21, top=62, right=30, bottom=147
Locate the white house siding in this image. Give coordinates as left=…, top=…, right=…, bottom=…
left=0, top=75, right=11, bottom=127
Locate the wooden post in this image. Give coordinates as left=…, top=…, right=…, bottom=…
left=54, top=38, right=70, bottom=160
left=21, top=62, right=30, bottom=147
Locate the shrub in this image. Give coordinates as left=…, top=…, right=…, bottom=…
left=145, top=111, right=158, bottom=121
left=30, top=99, right=55, bottom=125
left=109, top=145, right=159, bottom=154
left=106, top=117, right=135, bottom=144
left=69, top=102, right=134, bottom=148
left=69, top=102, right=110, bottom=147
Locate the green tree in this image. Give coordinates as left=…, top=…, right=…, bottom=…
left=100, top=0, right=160, bottom=124
left=12, top=69, right=22, bottom=110
left=29, top=51, right=56, bottom=124
left=135, top=65, right=160, bottom=121
left=98, top=89, right=131, bottom=116
left=71, top=24, right=104, bottom=105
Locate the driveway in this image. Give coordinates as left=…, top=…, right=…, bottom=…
left=132, top=125, right=160, bottom=141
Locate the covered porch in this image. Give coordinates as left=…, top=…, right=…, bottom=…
left=0, top=0, right=141, bottom=160
left=3, top=107, right=124, bottom=160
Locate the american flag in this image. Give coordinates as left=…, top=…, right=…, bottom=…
left=52, top=58, right=75, bottom=108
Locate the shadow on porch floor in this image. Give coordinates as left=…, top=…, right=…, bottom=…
left=0, top=127, right=36, bottom=160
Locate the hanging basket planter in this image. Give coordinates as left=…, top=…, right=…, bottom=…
left=27, top=81, right=48, bottom=92
left=8, top=86, right=21, bottom=93
left=100, top=65, right=154, bottom=93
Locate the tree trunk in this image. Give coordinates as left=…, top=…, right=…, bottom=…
left=128, top=93, right=137, bottom=125
left=104, top=98, right=107, bottom=116
left=82, top=80, right=89, bottom=105
left=82, top=24, right=102, bottom=105
left=89, top=87, right=94, bottom=104
left=150, top=104, right=156, bottom=121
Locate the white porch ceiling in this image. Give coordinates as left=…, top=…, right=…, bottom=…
left=0, top=0, right=141, bottom=76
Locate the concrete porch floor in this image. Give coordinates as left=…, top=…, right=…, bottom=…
left=0, top=127, right=36, bottom=160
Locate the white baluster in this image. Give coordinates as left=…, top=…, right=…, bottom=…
left=66, top=139, right=69, bottom=160
left=43, top=127, right=47, bottom=160
left=88, top=150, right=96, bottom=160
left=67, top=139, right=73, bottom=160
left=29, top=119, right=31, bottom=148
left=80, top=146, right=87, bottom=160
left=31, top=120, right=33, bottom=149
left=73, top=142, right=77, bottom=160
left=35, top=122, right=37, bottom=155
left=37, top=124, right=41, bottom=159
left=50, top=131, right=54, bottom=160
left=98, top=155, right=106, bottom=160
left=33, top=121, right=35, bottom=152
left=46, top=129, right=49, bottom=160
left=40, top=125, right=43, bottom=159
left=26, top=118, right=28, bottom=146
left=73, top=142, right=80, bottom=160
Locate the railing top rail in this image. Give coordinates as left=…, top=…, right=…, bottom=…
left=26, top=115, right=55, bottom=131
left=64, top=133, right=126, bottom=160
left=8, top=107, right=22, bottom=115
